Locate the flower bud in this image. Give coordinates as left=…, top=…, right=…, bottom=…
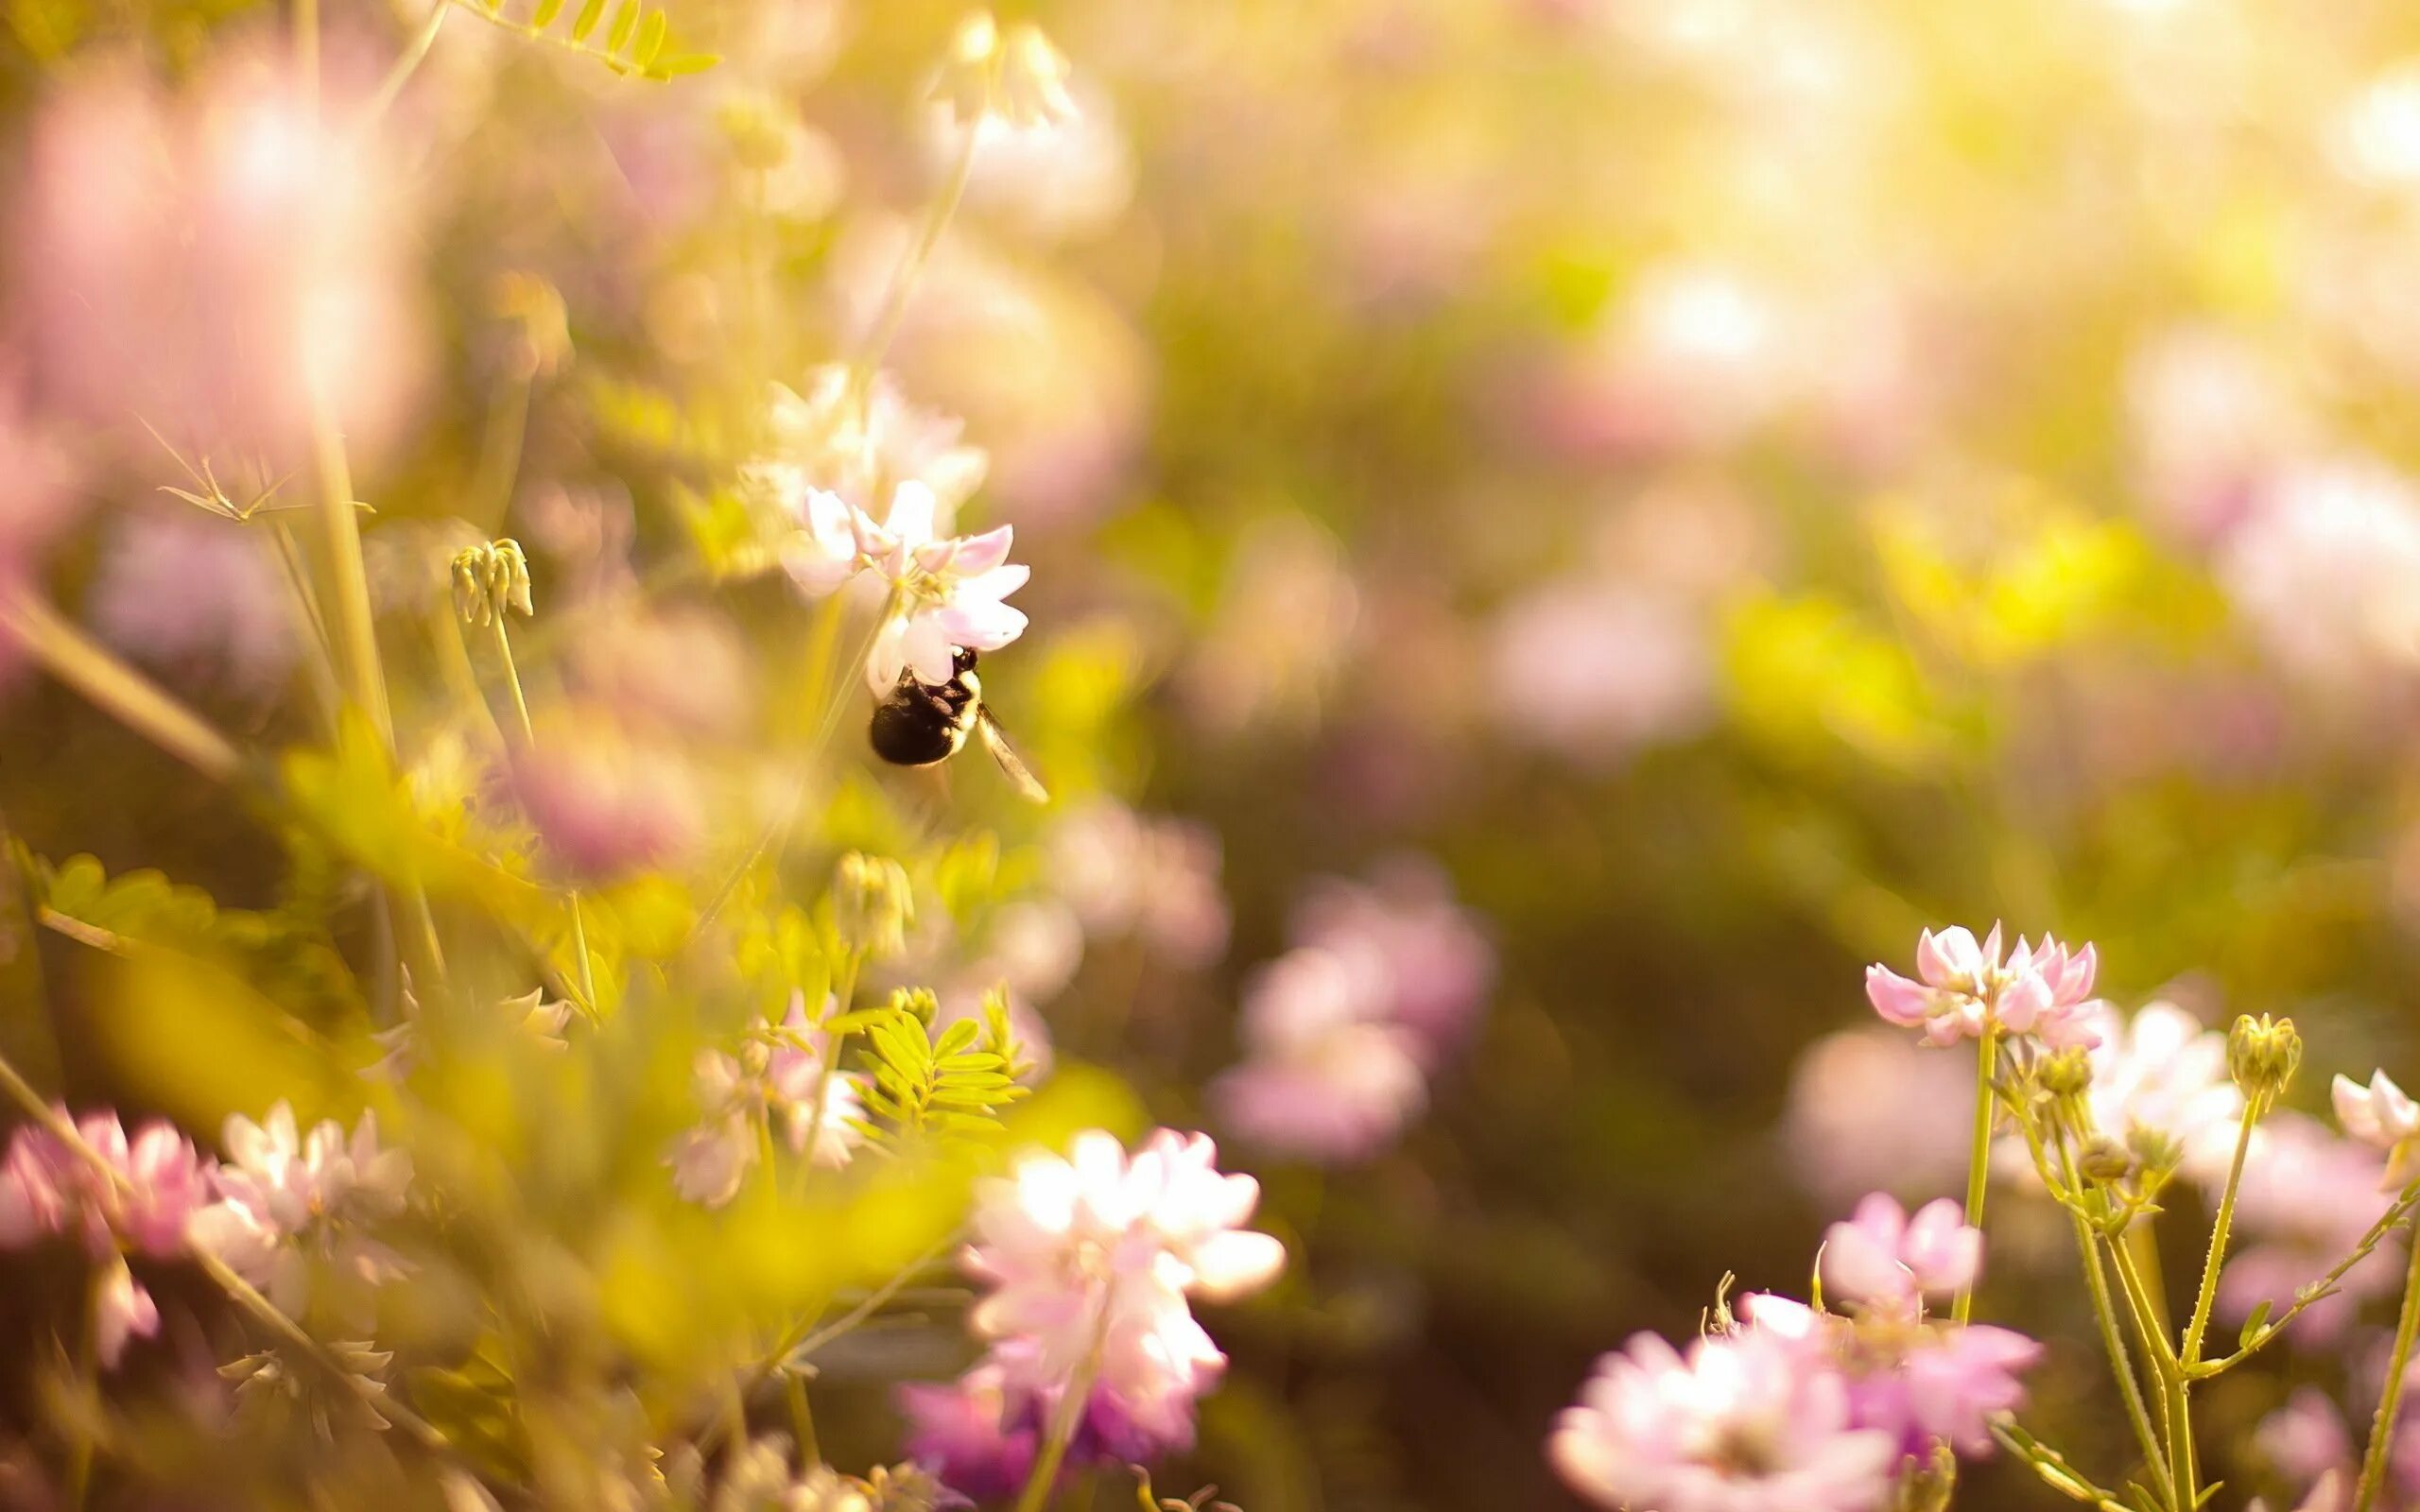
left=2126, top=1125, right=2185, bottom=1180
left=2038, top=1046, right=2094, bottom=1097
left=833, top=851, right=915, bottom=961
left=2228, top=1013, right=2302, bottom=1100
left=2078, top=1137, right=2133, bottom=1185
left=452, top=539, right=534, bottom=625
left=930, top=9, right=1078, bottom=129
left=888, top=986, right=940, bottom=1026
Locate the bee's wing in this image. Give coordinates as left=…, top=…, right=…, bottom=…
left=975, top=707, right=1050, bottom=804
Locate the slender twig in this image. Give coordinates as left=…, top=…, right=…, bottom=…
left=2195, top=1181, right=2420, bottom=1376
left=1953, top=1026, right=1998, bottom=1325
left=2182, top=1093, right=2264, bottom=1366
left=2355, top=1222, right=2420, bottom=1512
left=849, top=122, right=982, bottom=413
left=0, top=590, right=244, bottom=782
left=1993, top=1419, right=2135, bottom=1512
left=354, top=0, right=450, bottom=131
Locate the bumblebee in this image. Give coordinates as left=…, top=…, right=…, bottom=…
left=869, top=646, right=1048, bottom=803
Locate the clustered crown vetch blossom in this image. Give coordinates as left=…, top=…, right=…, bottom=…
left=668, top=996, right=865, bottom=1209
left=0, top=1109, right=212, bottom=1366
left=906, top=1128, right=1283, bottom=1499
left=1865, top=923, right=2102, bottom=1049
left=1210, top=857, right=1493, bottom=1164
left=1552, top=1194, right=2040, bottom=1512
left=189, top=1102, right=413, bottom=1318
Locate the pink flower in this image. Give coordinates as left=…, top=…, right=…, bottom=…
left=93, top=1255, right=160, bottom=1369
left=88, top=510, right=297, bottom=698
left=962, top=1130, right=1283, bottom=1420
left=666, top=997, right=863, bottom=1208
left=1549, top=1327, right=1896, bottom=1512
left=1821, top=1194, right=1979, bottom=1312
left=511, top=719, right=704, bottom=882
left=1893, top=1326, right=2042, bottom=1457
left=190, top=1103, right=410, bottom=1316
left=1290, top=855, right=1494, bottom=1057
left=899, top=1363, right=1039, bottom=1502
left=1211, top=946, right=1427, bottom=1163
left=1865, top=925, right=2101, bottom=1048
left=858, top=481, right=1030, bottom=692
left=2334, top=1070, right=2420, bottom=1189
left=775, top=485, right=865, bottom=597
left=0, top=1109, right=210, bottom=1370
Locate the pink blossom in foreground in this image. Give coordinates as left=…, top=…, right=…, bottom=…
left=1549, top=1326, right=1896, bottom=1512
left=1740, top=1289, right=2041, bottom=1464
left=0, top=1110, right=212, bottom=1366
left=1865, top=924, right=2101, bottom=1048
left=1820, top=1194, right=1979, bottom=1312
left=900, top=1353, right=1201, bottom=1502
left=189, top=1103, right=411, bottom=1317
left=2221, top=1112, right=2403, bottom=1347
left=961, top=1129, right=1283, bottom=1424
left=2334, top=1069, right=2420, bottom=1189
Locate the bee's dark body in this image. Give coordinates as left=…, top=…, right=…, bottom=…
left=868, top=646, right=1048, bottom=801
left=869, top=653, right=983, bottom=767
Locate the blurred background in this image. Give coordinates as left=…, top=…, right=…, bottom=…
left=10, top=0, right=2420, bottom=1506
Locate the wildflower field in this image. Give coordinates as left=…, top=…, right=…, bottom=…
left=12, top=1, right=2420, bottom=1509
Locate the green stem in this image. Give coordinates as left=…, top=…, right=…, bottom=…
left=0, top=590, right=244, bottom=782
left=1012, top=1351, right=1098, bottom=1512
left=309, top=392, right=389, bottom=746
left=2181, top=1093, right=2263, bottom=1366
left=796, top=955, right=861, bottom=1184
left=66, top=1268, right=96, bottom=1512
left=2071, top=1211, right=2173, bottom=1506
left=354, top=0, right=449, bottom=131
left=1954, top=1025, right=1997, bottom=1325
left=488, top=615, right=597, bottom=1011
left=849, top=120, right=981, bottom=412
left=2355, top=1225, right=2420, bottom=1512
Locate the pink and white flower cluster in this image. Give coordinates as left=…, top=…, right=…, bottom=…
left=903, top=1129, right=1284, bottom=1500
left=780, top=472, right=1030, bottom=694
left=1211, top=856, right=1494, bottom=1164
left=1865, top=923, right=2103, bottom=1049
left=1551, top=1194, right=2040, bottom=1512
left=667, top=997, right=865, bottom=1209
left=0, top=1101, right=413, bottom=1366
left=189, top=1103, right=413, bottom=1320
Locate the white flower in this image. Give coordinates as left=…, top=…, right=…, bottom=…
left=666, top=999, right=865, bottom=1208
left=192, top=1103, right=411, bottom=1316
left=858, top=480, right=1030, bottom=691
left=2086, top=1002, right=2245, bottom=1182
left=962, top=1129, right=1284, bottom=1418
left=2333, top=1070, right=2420, bottom=1188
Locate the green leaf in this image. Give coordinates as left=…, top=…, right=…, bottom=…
left=530, top=0, right=563, bottom=25
left=631, top=8, right=665, bottom=65
left=934, top=1020, right=980, bottom=1058
left=2238, top=1300, right=2273, bottom=1350
left=645, top=50, right=719, bottom=77
left=604, top=0, right=637, bottom=53
left=568, top=0, right=605, bottom=43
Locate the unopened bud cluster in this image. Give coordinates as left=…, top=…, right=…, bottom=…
left=452, top=539, right=534, bottom=626
left=931, top=9, right=1078, bottom=129
left=833, top=851, right=915, bottom=961
left=2228, top=1013, right=2302, bottom=1100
